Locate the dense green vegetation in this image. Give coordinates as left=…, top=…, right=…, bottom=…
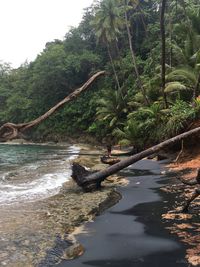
left=0, top=0, right=200, bottom=147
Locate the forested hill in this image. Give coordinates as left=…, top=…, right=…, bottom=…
left=0, top=0, right=200, bottom=147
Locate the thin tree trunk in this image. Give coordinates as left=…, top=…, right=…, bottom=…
left=138, top=6, right=148, bottom=37
left=169, top=13, right=173, bottom=68
left=73, top=125, right=200, bottom=191
left=194, top=71, right=200, bottom=99
left=160, top=0, right=168, bottom=108
left=115, top=39, right=121, bottom=59
left=106, top=43, right=121, bottom=91
left=0, top=71, right=105, bottom=142
left=124, top=0, right=149, bottom=105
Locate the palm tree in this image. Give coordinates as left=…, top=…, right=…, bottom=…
left=165, top=66, right=200, bottom=99
left=119, top=0, right=150, bottom=105
left=128, top=102, right=166, bottom=143
left=165, top=4, right=200, bottom=100
left=91, top=0, right=123, bottom=90
left=113, top=119, right=143, bottom=149
left=165, top=100, right=196, bottom=136
left=160, top=0, right=168, bottom=108
left=96, top=88, right=128, bottom=128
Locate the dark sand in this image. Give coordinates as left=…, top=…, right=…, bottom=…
left=57, top=159, right=189, bottom=267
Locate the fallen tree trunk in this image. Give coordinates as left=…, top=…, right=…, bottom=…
left=72, top=126, right=200, bottom=191
left=0, top=71, right=105, bottom=142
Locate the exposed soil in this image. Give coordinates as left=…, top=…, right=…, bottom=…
left=161, top=144, right=200, bottom=266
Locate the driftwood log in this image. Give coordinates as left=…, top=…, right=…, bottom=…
left=72, top=126, right=200, bottom=195
left=179, top=168, right=200, bottom=212
left=71, top=163, right=99, bottom=192
left=0, top=71, right=105, bottom=142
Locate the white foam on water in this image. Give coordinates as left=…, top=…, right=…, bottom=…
left=0, top=145, right=80, bottom=205
left=0, top=170, right=72, bottom=204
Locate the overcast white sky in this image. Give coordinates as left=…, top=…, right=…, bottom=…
left=0, top=0, right=94, bottom=68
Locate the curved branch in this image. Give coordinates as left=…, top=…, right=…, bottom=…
left=0, top=71, right=105, bottom=142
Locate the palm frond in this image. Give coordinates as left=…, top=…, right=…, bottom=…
left=166, top=68, right=197, bottom=85
left=164, top=82, right=188, bottom=93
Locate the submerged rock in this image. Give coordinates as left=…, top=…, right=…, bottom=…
left=61, top=242, right=84, bottom=260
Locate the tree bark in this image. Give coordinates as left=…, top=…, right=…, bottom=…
left=194, top=71, right=200, bottom=99
left=160, top=0, right=168, bottom=108
left=0, top=71, right=105, bottom=142
left=73, top=125, right=200, bottom=191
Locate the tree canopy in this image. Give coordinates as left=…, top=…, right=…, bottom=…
left=0, top=0, right=200, bottom=145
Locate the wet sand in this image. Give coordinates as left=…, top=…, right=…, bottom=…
left=58, top=159, right=189, bottom=267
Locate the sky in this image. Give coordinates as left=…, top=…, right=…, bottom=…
left=0, top=0, right=94, bottom=68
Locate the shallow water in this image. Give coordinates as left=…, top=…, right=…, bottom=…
left=0, top=144, right=113, bottom=267
left=0, top=143, right=79, bottom=205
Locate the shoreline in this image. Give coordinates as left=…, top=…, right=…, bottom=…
left=58, top=159, right=189, bottom=267
left=0, top=143, right=125, bottom=267
left=58, top=148, right=200, bottom=267
left=1, top=142, right=200, bottom=266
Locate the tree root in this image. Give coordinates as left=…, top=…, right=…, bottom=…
left=175, top=140, right=184, bottom=163
left=179, top=168, right=200, bottom=212
left=182, top=189, right=200, bottom=213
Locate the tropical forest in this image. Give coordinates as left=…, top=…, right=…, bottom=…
left=1, top=1, right=200, bottom=266
left=0, top=0, right=199, bottom=147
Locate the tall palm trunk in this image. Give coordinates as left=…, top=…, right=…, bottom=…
left=160, top=0, right=168, bottom=108
left=106, top=43, right=121, bottom=90
left=124, top=0, right=149, bottom=105
left=169, top=14, right=173, bottom=68
left=114, top=38, right=121, bottom=58
left=194, top=72, right=200, bottom=99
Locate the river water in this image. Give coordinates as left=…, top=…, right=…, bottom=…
left=0, top=143, right=79, bottom=205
